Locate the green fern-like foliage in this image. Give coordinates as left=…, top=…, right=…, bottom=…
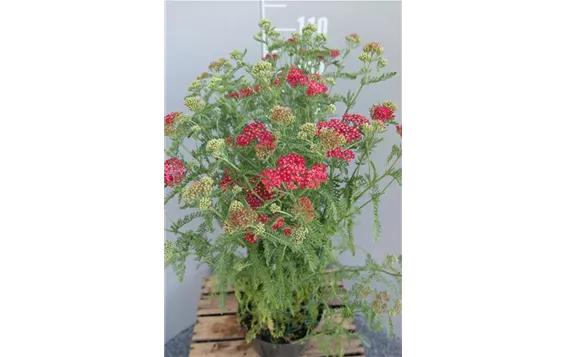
left=164, top=19, right=402, bottom=354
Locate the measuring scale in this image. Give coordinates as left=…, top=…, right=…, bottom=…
left=259, top=0, right=329, bottom=73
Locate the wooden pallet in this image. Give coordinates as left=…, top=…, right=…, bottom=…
left=189, top=275, right=366, bottom=357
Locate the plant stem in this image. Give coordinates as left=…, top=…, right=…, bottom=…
left=357, top=178, right=395, bottom=210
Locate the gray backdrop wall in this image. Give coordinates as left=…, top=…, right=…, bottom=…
left=165, top=0, right=401, bottom=343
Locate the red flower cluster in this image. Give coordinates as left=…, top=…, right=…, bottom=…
left=306, top=81, right=328, bottom=96
left=286, top=66, right=328, bottom=96
left=258, top=215, right=269, bottom=223
left=272, top=218, right=285, bottom=231
left=164, top=112, right=182, bottom=135
left=245, top=180, right=274, bottom=208
left=227, top=85, right=262, bottom=100
left=236, top=122, right=276, bottom=154
left=263, top=53, right=279, bottom=61
left=287, top=38, right=296, bottom=43
left=330, top=50, right=340, bottom=57
left=286, top=67, right=309, bottom=87
left=244, top=233, right=257, bottom=244
left=327, top=147, right=356, bottom=162
left=316, top=119, right=362, bottom=143
left=342, top=113, right=370, bottom=127
left=260, top=154, right=328, bottom=191
left=284, top=228, right=292, bottom=236
left=164, top=158, right=186, bottom=187
left=219, top=169, right=234, bottom=192
left=370, top=105, right=395, bottom=122
left=396, top=124, right=402, bottom=137
left=292, top=197, right=316, bottom=223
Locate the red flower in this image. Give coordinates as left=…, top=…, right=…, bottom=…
left=219, top=169, right=234, bottom=191
left=244, top=233, right=257, bottom=244
left=287, top=38, right=296, bottom=43
left=260, top=154, right=328, bottom=192
left=225, top=137, right=235, bottom=148
left=164, top=112, right=182, bottom=135
left=292, top=197, right=316, bottom=223
left=306, top=81, right=328, bottom=96
left=342, top=113, right=370, bottom=127
left=245, top=180, right=274, bottom=208
left=330, top=50, right=340, bottom=57
left=316, top=119, right=362, bottom=143
left=164, top=158, right=186, bottom=187
left=396, top=124, right=402, bottom=137
left=286, top=67, right=309, bottom=87
left=272, top=218, right=285, bottom=231
left=327, top=147, right=356, bottom=162
left=284, top=228, right=292, bottom=236
left=263, top=53, right=279, bottom=61
left=258, top=215, right=269, bottom=224
left=272, top=77, right=283, bottom=86
left=370, top=105, right=395, bottom=122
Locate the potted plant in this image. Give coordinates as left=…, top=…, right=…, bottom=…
left=164, top=19, right=402, bottom=357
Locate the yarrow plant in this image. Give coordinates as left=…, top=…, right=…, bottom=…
left=164, top=19, right=401, bottom=355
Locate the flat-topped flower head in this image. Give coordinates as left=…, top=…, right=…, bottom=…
left=363, top=42, right=384, bottom=55
left=370, top=105, right=396, bottom=122
left=346, top=33, right=361, bottom=45
left=258, top=18, right=272, bottom=30
left=301, top=23, right=318, bottom=37
left=270, top=106, right=295, bottom=126
left=230, top=49, right=244, bottom=61
left=164, top=112, right=182, bottom=136
left=358, top=52, right=372, bottom=62
left=189, top=80, right=202, bottom=91
left=252, top=60, right=273, bottom=80
left=164, top=158, right=186, bottom=187
left=184, top=96, right=205, bottom=112
left=206, top=139, right=226, bottom=158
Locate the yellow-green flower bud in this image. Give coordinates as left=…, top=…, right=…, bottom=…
left=345, top=33, right=361, bottom=45
left=252, top=60, right=273, bottom=80
left=190, top=125, right=202, bottom=133
left=229, top=201, right=244, bottom=212
left=232, top=185, right=242, bottom=194
left=181, top=184, right=200, bottom=202
left=298, top=123, right=317, bottom=140
left=381, top=101, right=397, bottom=112
left=206, top=139, right=226, bottom=158
left=326, top=77, right=336, bottom=85
left=358, top=52, right=372, bottom=63
left=200, top=176, right=213, bottom=193
left=361, top=123, right=374, bottom=135
left=377, top=57, right=388, bottom=69
left=184, top=96, right=206, bottom=111
left=292, top=227, right=308, bottom=245
left=230, top=49, right=244, bottom=61
left=189, top=80, right=202, bottom=91
left=198, top=197, right=212, bottom=211
left=258, top=18, right=272, bottom=31
left=327, top=104, right=336, bottom=115
left=301, top=23, right=317, bottom=37
left=314, top=33, right=328, bottom=43
left=208, top=76, right=222, bottom=90
left=267, top=29, right=280, bottom=38
left=269, top=203, right=281, bottom=213
left=253, top=223, right=266, bottom=236
left=240, top=77, right=252, bottom=87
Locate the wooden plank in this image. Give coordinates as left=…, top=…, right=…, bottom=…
left=192, top=313, right=356, bottom=342
left=202, top=277, right=344, bottom=295
left=193, top=314, right=246, bottom=342
left=189, top=336, right=365, bottom=357
left=197, top=292, right=347, bottom=316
